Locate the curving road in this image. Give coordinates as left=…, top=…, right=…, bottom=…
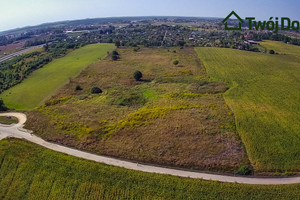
left=0, top=112, right=300, bottom=185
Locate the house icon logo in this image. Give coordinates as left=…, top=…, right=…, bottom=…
left=222, top=11, right=244, bottom=30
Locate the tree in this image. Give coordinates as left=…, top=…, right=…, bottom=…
left=0, top=99, right=7, bottom=111
left=91, top=87, right=102, bottom=94
left=269, top=49, right=275, bottom=54
left=44, top=43, right=49, bottom=51
left=177, top=40, right=185, bottom=47
left=133, top=71, right=143, bottom=81
left=173, top=60, right=179, bottom=65
left=115, top=41, right=120, bottom=48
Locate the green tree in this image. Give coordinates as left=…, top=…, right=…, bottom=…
left=115, top=41, right=120, bottom=48
left=0, top=99, right=8, bottom=111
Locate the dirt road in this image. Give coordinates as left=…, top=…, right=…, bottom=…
left=0, top=112, right=300, bottom=185
left=0, top=45, right=44, bottom=63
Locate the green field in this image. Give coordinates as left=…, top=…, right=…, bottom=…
left=1, top=138, right=300, bottom=199
left=0, top=43, right=115, bottom=110
left=195, top=41, right=300, bottom=172
left=0, top=116, right=18, bottom=125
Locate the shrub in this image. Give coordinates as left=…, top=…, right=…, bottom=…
left=112, top=55, right=119, bottom=61
left=112, top=50, right=119, bottom=56
left=111, top=50, right=120, bottom=60
left=75, top=85, right=82, bottom=91
left=269, top=50, right=275, bottom=54
left=173, top=60, right=179, bottom=65
left=91, top=87, right=102, bottom=94
left=133, top=71, right=143, bottom=81
left=133, top=47, right=140, bottom=52
left=235, top=165, right=252, bottom=175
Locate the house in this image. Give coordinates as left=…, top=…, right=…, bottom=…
left=244, top=40, right=258, bottom=45
left=222, top=11, right=244, bottom=30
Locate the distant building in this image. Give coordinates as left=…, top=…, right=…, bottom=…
left=244, top=40, right=258, bottom=45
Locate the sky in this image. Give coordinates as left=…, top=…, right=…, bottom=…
left=0, top=0, right=299, bottom=32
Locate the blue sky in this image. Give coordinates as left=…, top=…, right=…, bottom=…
left=0, top=0, right=299, bottom=32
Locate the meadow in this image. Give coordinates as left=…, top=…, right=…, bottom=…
left=25, top=47, right=249, bottom=172
left=195, top=41, right=300, bottom=172
left=0, top=138, right=300, bottom=200
left=0, top=116, right=18, bottom=125
left=0, top=43, right=115, bottom=110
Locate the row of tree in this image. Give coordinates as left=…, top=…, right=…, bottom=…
left=0, top=41, right=85, bottom=94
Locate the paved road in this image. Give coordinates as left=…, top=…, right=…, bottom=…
left=0, top=45, right=44, bottom=63
left=0, top=112, right=300, bottom=185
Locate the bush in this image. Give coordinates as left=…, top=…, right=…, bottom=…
left=91, top=87, right=102, bottom=94
left=112, top=55, right=119, bottom=61
left=235, top=165, right=252, bottom=175
left=133, top=71, right=143, bottom=81
left=269, top=49, right=275, bottom=54
left=173, top=60, right=179, bottom=65
left=112, top=50, right=119, bottom=56
left=133, top=47, right=140, bottom=52
left=111, top=50, right=120, bottom=60
left=75, top=85, right=82, bottom=91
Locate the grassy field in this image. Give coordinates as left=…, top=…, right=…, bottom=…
left=25, top=47, right=249, bottom=172
left=0, top=43, right=115, bottom=110
left=195, top=41, right=300, bottom=172
left=0, top=116, right=18, bottom=125
left=0, top=138, right=300, bottom=199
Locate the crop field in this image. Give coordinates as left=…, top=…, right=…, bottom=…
left=0, top=138, right=300, bottom=200
left=25, top=47, right=249, bottom=172
left=0, top=43, right=115, bottom=110
left=195, top=41, right=300, bottom=172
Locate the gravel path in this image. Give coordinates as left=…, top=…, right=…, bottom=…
left=0, top=112, right=299, bottom=185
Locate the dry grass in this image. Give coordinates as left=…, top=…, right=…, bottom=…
left=25, top=47, right=249, bottom=172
